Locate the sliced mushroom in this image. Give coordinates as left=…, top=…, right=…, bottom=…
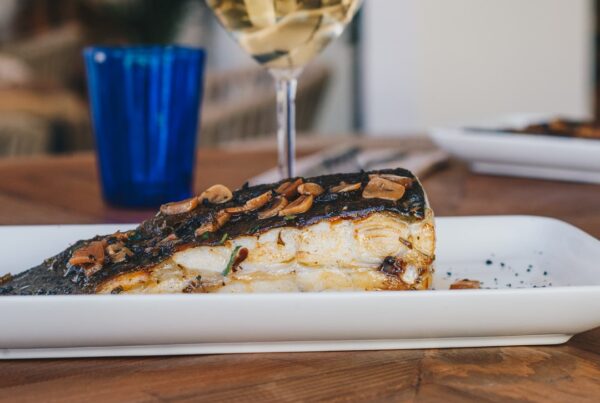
left=160, top=197, right=198, bottom=215
left=258, top=196, right=289, bottom=219
left=195, top=210, right=231, bottom=237
left=279, top=194, right=313, bottom=216
left=297, top=183, right=324, bottom=197
left=69, top=241, right=105, bottom=266
left=198, top=184, right=233, bottom=204
left=275, top=178, right=303, bottom=199
left=225, top=191, right=272, bottom=214
left=111, top=230, right=132, bottom=241
left=106, top=242, right=132, bottom=256
left=330, top=181, right=361, bottom=193
left=69, top=241, right=105, bottom=276
left=106, top=242, right=134, bottom=263
left=105, top=243, right=120, bottom=256
left=215, top=209, right=230, bottom=227
left=369, top=174, right=413, bottom=188
left=362, top=177, right=406, bottom=201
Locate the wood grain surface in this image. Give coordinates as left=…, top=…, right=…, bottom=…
left=0, top=137, right=599, bottom=402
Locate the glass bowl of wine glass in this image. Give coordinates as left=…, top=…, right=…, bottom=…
left=206, top=0, right=363, bottom=179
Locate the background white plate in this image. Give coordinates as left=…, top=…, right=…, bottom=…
left=1, top=216, right=599, bottom=359
left=430, top=115, right=600, bottom=183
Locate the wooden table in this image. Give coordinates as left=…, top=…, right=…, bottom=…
left=0, top=139, right=599, bottom=402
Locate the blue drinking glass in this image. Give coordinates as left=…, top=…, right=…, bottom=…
left=84, top=45, right=205, bottom=207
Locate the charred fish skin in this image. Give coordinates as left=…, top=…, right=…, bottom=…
left=0, top=168, right=434, bottom=295
left=0, top=263, right=84, bottom=295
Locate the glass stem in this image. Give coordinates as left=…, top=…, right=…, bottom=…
left=271, top=69, right=300, bottom=179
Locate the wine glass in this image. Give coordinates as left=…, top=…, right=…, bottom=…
left=206, top=0, right=363, bottom=178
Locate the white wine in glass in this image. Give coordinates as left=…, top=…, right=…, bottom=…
left=206, top=0, right=363, bottom=178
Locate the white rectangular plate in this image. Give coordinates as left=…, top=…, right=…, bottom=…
left=429, top=115, right=600, bottom=183
left=1, top=216, right=599, bottom=359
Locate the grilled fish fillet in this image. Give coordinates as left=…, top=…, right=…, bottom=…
left=0, top=169, right=435, bottom=295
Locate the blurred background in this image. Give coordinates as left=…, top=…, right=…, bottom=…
left=0, top=0, right=595, bottom=157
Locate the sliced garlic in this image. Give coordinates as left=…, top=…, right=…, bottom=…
left=198, top=184, right=233, bottom=204
left=195, top=210, right=231, bottom=237
left=258, top=196, right=289, bottom=219
left=330, top=181, right=361, bottom=193
left=298, top=183, right=324, bottom=197
left=369, top=174, right=413, bottom=188
left=226, top=191, right=272, bottom=214
left=160, top=197, right=198, bottom=215
left=362, top=177, right=406, bottom=201
left=279, top=194, right=314, bottom=216
left=275, top=178, right=303, bottom=199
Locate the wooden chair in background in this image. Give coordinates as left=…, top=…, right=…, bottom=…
left=0, top=53, right=331, bottom=156
left=0, top=23, right=89, bottom=157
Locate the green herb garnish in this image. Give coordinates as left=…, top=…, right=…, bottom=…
left=199, top=232, right=210, bottom=240
left=222, top=246, right=242, bottom=277
left=284, top=215, right=296, bottom=221
left=219, top=233, right=229, bottom=245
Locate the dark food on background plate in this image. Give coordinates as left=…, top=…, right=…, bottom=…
left=0, top=169, right=435, bottom=295
left=504, top=118, right=600, bottom=139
